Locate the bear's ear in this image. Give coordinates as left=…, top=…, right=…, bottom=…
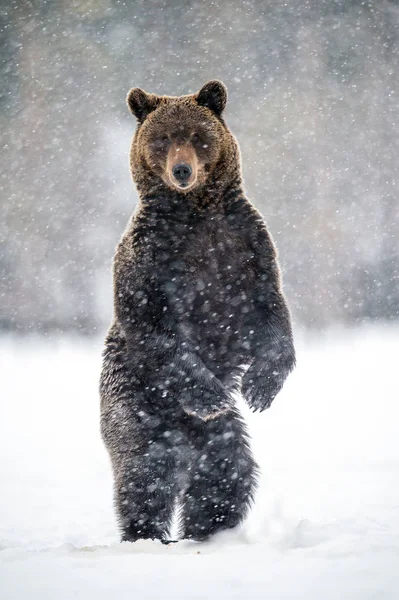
left=126, top=88, right=160, bottom=122
left=196, top=80, right=227, bottom=116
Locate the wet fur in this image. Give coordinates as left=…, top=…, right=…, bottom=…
left=100, top=81, right=295, bottom=542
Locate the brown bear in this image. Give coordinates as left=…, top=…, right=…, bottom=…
left=100, top=80, right=295, bottom=543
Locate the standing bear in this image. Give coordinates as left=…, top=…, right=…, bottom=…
left=100, top=80, right=295, bottom=543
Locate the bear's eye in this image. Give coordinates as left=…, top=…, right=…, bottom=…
left=191, top=133, right=200, bottom=143
left=152, top=135, right=170, bottom=152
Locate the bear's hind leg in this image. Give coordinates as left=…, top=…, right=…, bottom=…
left=116, top=444, right=179, bottom=543
left=180, top=412, right=258, bottom=541
left=101, top=330, right=185, bottom=543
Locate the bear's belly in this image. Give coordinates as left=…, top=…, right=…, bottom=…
left=162, top=247, right=256, bottom=375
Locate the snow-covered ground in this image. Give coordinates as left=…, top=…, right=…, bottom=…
left=1, top=326, right=398, bottom=599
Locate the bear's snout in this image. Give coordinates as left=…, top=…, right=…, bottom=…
left=166, top=142, right=198, bottom=191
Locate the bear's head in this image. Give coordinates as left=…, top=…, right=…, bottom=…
left=127, top=80, right=240, bottom=195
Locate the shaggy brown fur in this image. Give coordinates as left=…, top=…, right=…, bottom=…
left=100, top=80, right=295, bottom=543
left=127, top=80, right=237, bottom=198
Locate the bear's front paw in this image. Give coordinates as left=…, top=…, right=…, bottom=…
left=183, top=403, right=232, bottom=422
left=242, top=363, right=283, bottom=412
left=179, top=382, right=234, bottom=422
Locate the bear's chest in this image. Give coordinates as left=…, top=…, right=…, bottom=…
left=160, top=218, right=256, bottom=352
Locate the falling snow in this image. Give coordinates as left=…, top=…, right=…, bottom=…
left=1, top=1, right=399, bottom=598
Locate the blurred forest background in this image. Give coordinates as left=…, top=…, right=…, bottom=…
left=1, top=0, right=398, bottom=335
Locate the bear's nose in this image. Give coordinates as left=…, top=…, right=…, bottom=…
left=172, top=163, right=192, bottom=183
